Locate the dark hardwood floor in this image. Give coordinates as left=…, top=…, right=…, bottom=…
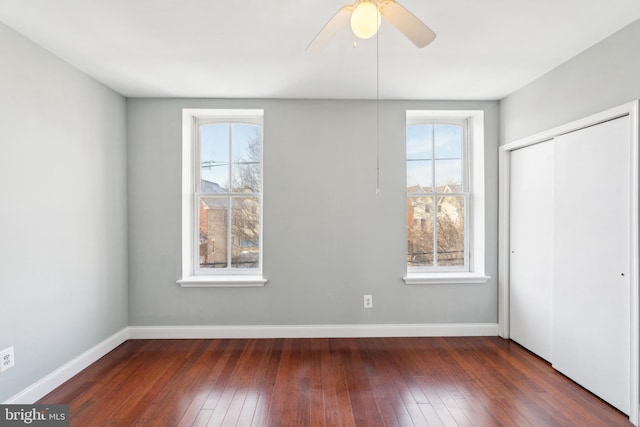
left=38, top=337, right=631, bottom=426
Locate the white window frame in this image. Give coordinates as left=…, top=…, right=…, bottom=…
left=404, top=110, right=489, bottom=285
left=178, top=109, right=267, bottom=287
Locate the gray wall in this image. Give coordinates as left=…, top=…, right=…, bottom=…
left=0, top=23, right=128, bottom=402
left=501, top=18, right=640, bottom=144
left=127, top=98, right=499, bottom=326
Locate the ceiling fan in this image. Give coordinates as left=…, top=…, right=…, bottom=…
left=306, top=0, right=436, bottom=52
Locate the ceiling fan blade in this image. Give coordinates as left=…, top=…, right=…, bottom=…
left=306, top=5, right=354, bottom=53
left=380, top=1, right=436, bottom=48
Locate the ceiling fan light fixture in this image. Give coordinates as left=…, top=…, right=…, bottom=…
left=306, top=0, right=436, bottom=52
left=350, top=1, right=381, bottom=39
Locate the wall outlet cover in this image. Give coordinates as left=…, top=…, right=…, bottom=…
left=0, top=346, right=15, bottom=372
left=364, top=294, right=373, bottom=308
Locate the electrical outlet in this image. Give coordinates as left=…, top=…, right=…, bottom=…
left=364, top=294, right=373, bottom=308
left=0, top=346, right=15, bottom=372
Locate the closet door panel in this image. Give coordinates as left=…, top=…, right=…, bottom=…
left=509, top=141, right=554, bottom=361
left=552, top=116, right=631, bottom=414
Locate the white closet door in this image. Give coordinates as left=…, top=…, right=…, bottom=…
left=509, top=141, right=554, bottom=361
left=553, top=116, right=631, bottom=414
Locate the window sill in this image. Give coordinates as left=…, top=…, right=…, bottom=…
left=177, top=275, right=267, bottom=288
left=403, top=273, right=490, bottom=285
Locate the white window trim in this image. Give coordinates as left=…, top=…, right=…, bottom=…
left=178, top=108, right=267, bottom=288
left=403, top=110, right=489, bottom=285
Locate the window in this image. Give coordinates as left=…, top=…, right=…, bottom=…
left=179, top=109, right=266, bottom=287
left=404, top=110, right=489, bottom=285
left=407, top=121, right=468, bottom=270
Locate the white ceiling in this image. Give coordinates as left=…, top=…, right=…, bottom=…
left=1, top=0, right=639, bottom=100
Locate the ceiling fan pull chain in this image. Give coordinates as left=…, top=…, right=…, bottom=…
left=375, top=19, right=381, bottom=195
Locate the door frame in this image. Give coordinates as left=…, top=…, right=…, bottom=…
left=498, top=100, right=640, bottom=425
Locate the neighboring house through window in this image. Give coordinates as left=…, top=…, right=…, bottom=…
left=404, top=110, right=489, bottom=284
left=179, top=109, right=266, bottom=287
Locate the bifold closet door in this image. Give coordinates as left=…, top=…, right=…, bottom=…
left=509, top=141, right=554, bottom=361
left=552, top=116, right=631, bottom=414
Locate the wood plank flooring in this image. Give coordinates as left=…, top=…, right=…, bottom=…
left=38, top=337, right=632, bottom=426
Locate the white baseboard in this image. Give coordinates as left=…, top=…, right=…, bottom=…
left=128, top=323, right=499, bottom=339
left=4, top=328, right=129, bottom=404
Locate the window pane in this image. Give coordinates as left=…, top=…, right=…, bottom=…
left=231, top=197, right=260, bottom=268
left=407, top=160, right=433, bottom=191
left=434, top=124, right=463, bottom=157
left=200, top=124, right=230, bottom=192
left=435, top=159, right=463, bottom=189
left=231, top=124, right=261, bottom=193
left=407, top=196, right=434, bottom=267
left=199, top=197, right=228, bottom=269
left=407, top=124, right=433, bottom=160
left=434, top=124, right=463, bottom=189
left=436, top=196, right=465, bottom=267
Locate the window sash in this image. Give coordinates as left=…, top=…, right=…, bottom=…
left=195, top=194, right=262, bottom=274
left=407, top=192, right=469, bottom=272
left=195, top=120, right=263, bottom=194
